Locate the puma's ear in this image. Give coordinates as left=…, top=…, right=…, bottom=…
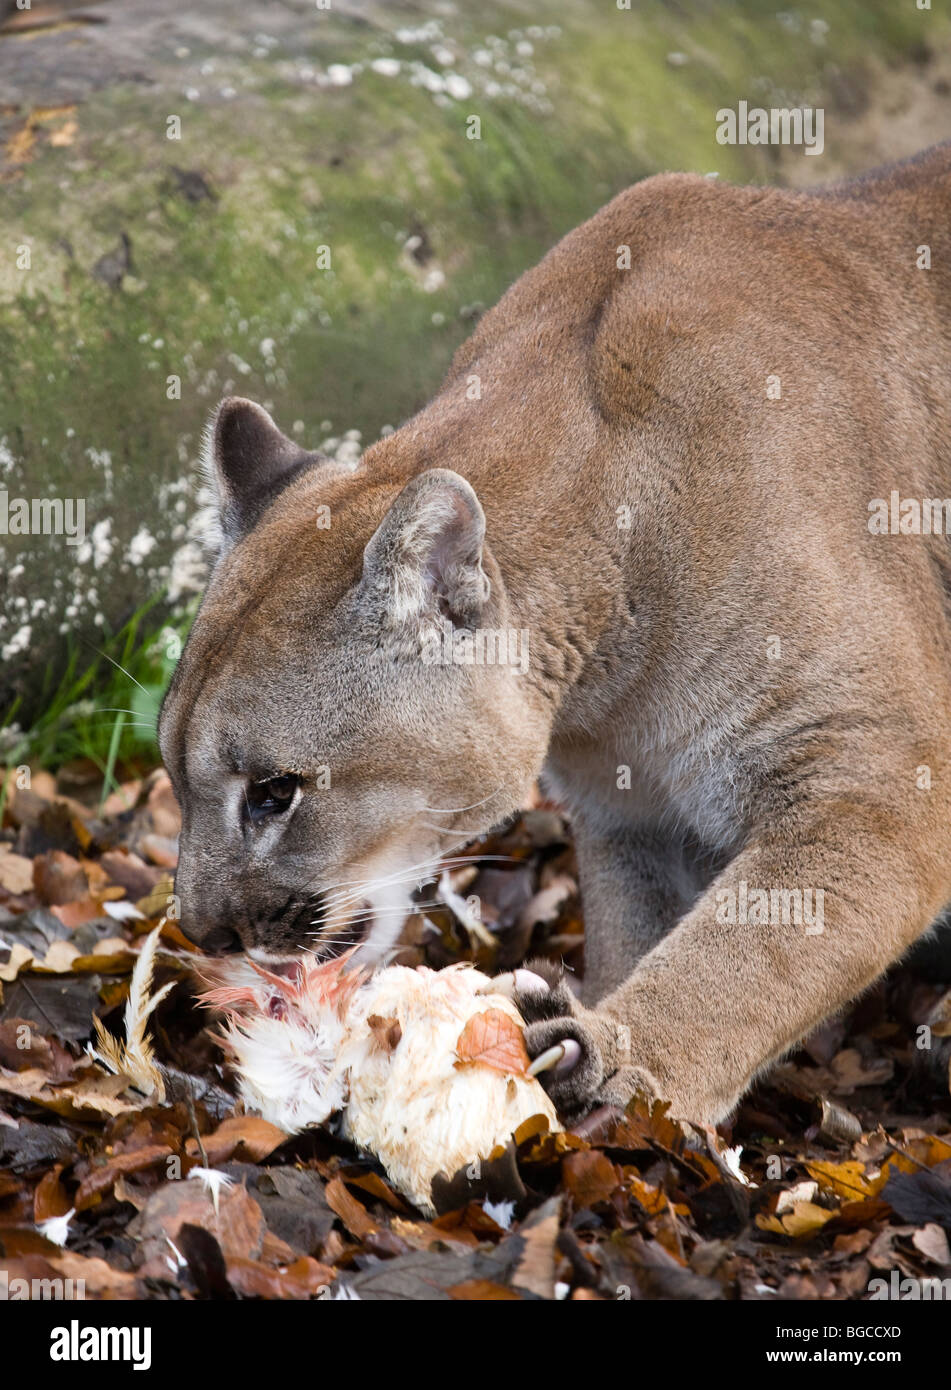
left=361, top=469, right=490, bottom=628
left=201, top=397, right=331, bottom=551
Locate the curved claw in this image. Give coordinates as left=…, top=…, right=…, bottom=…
left=527, top=1038, right=582, bottom=1078
left=485, top=968, right=551, bottom=1001
left=527, top=1043, right=566, bottom=1077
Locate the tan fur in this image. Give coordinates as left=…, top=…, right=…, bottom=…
left=160, top=145, right=951, bottom=1123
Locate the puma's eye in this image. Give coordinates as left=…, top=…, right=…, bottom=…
left=245, top=773, right=300, bottom=824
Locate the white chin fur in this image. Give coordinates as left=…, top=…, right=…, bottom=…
left=249, top=946, right=299, bottom=967
left=320, top=866, right=415, bottom=969
left=351, top=895, right=412, bottom=970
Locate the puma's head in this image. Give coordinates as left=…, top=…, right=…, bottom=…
left=158, top=398, right=550, bottom=969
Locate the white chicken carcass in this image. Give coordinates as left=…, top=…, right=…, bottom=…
left=201, top=956, right=560, bottom=1215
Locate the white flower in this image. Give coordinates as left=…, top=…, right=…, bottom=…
left=1, top=624, right=31, bottom=661
left=125, top=526, right=157, bottom=567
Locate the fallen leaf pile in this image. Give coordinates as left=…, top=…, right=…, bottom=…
left=1, top=764, right=950, bottom=1299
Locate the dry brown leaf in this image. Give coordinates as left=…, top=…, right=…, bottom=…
left=99, top=784, right=143, bottom=819
left=146, top=774, right=182, bottom=839
left=4, top=122, right=36, bottom=166
left=833, top=1227, right=876, bottom=1256
left=33, top=850, right=88, bottom=906
left=522, top=1128, right=589, bottom=1163
left=912, top=1222, right=951, bottom=1265
left=33, top=1164, right=70, bottom=1222
left=513, top=1112, right=553, bottom=1146
left=756, top=1200, right=838, bottom=1238
left=0, top=1023, right=75, bottom=1081
left=49, top=898, right=104, bottom=929
left=0, top=1064, right=139, bottom=1119
left=69, top=947, right=137, bottom=974
left=390, top=1216, right=478, bottom=1251
left=454, top=1008, right=529, bottom=1076
left=0, top=848, right=35, bottom=895
left=622, top=1092, right=690, bottom=1152
left=136, top=876, right=176, bottom=917
left=519, top=874, right=576, bottom=930
left=895, top=1131, right=951, bottom=1167
left=133, top=1180, right=266, bottom=1275
left=226, top=1256, right=335, bottom=1299
left=78, top=857, right=112, bottom=893
left=512, top=1201, right=559, bottom=1298
left=47, top=1250, right=137, bottom=1296
left=186, top=1115, right=287, bottom=1166
left=325, top=1175, right=378, bottom=1240
left=834, top=1198, right=894, bottom=1227
left=36, top=939, right=80, bottom=973
left=367, top=1014, right=402, bottom=1054
left=448, top=1279, right=522, bottom=1300
left=829, top=1048, right=894, bottom=1093
left=139, top=835, right=179, bottom=869
left=872, top=1144, right=951, bottom=1196
left=341, top=1168, right=409, bottom=1212
left=0, top=942, right=34, bottom=981
left=75, top=1143, right=174, bottom=1212
left=629, top=1174, right=671, bottom=1216
left=112, top=1174, right=151, bottom=1211
left=805, top=1159, right=878, bottom=1202
left=69, top=813, right=94, bottom=854
left=562, top=1149, right=620, bottom=1209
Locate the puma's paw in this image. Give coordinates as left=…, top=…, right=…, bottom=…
left=490, top=960, right=660, bottom=1121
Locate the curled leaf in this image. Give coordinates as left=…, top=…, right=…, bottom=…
left=454, top=1009, right=529, bottom=1077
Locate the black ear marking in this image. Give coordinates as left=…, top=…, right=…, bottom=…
left=206, top=397, right=332, bottom=547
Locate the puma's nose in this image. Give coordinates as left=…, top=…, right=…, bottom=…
left=182, top=921, right=244, bottom=956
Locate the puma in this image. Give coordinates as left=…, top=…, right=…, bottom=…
left=159, top=145, right=951, bottom=1125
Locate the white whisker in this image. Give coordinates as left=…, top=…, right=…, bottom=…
left=314, top=854, right=464, bottom=911
left=419, top=822, right=489, bottom=838
left=96, top=707, right=157, bottom=722
left=88, top=647, right=152, bottom=698
left=420, top=785, right=506, bottom=815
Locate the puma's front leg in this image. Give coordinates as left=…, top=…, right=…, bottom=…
left=570, top=819, right=702, bottom=1004
left=521, top=794, right=951, bottom=1124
